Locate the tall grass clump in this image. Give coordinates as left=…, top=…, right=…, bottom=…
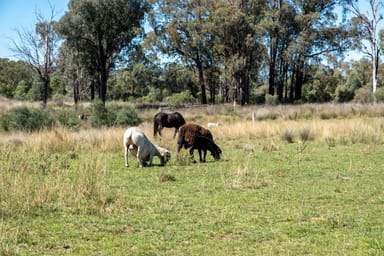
left=281, top=129, right=295, bottom=143
left=0, top=147, right=115, bottom=217
left=0, top=106, right=54, bottom=132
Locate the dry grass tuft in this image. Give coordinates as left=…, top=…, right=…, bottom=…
left=158, top=173, right=176, bottom=183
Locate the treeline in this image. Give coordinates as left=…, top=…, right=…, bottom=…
left=2, top=0, right=384, bottom=106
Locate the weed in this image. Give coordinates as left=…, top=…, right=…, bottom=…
left=281, top=129, right=295, bottom=143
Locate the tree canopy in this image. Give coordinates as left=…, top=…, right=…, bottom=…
left=56, top=0, right=148, bottom=103
left=2, top=0, right=384, bottom=106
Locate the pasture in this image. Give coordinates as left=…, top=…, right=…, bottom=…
left=0, top=103, right=384, bottom=255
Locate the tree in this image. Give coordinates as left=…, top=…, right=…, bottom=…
left=11, top=9, right=59, bottom=106
left=57, top=42, right=96, bottom=103
left=147, top=0, right=265, bottom=105
left=0, top=58, right=33, bottom=98
left=262, top=0, right=353, bottom=102
left=147, top=0, right=218, bottom=104
left=210, top=1, right=265, bottom=105
left=346, top=0, right=383, bottom=96
left=57, top=0, right=148, bottom=104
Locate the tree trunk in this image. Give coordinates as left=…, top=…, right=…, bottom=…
left=99, top=68, right=108, bottom=104
left=196, top=57, right=207, bottom=104
left=91, top=80, right=95, bottom=100
left=41, top=78, right=48, bottom=107
left=268, top=38, right=277, bottom=96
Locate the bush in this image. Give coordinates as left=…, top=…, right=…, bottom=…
left=0, top=106, right=54, bottom=132
left=354, top=87, right=373, bottom=103
left=56, top=109, right=81, bottom=130
left=167, top=91, right=195, bottom=107
left=265, top=94, right=279, bottom=105
left=336, top=85, right=355, bottom=102
left=115, top=105, right=142, bottom=126
left=90, top=101, right=142, bottom=128
left=90, top=100, right=115, bottom=128
left=374, top=87, right=384, bottom=103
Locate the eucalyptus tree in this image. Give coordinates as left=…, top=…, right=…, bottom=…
left=11, top=10, right=59, bottom=106
left=147, top=0, right=265, bottom=105
left=147, top=0, right=221, bottom=104
left=346, top=0, right=383, bottom=97
left=57, top=0, right=148, bottom=104
left=0, top=58, right=33, bottom=98
left=57, top=42, right=96, bottom=103
left=262, top=0, right=353, bottom=102
left=209, top=1, right=266, bottom=105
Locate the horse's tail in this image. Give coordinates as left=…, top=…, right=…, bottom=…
left=153, top=117, right=158, bottom=137
left=177, top=126, right=186, bottom=152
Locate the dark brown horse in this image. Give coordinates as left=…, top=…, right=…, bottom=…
left=189, top=135, right=221, bottom=162
left=153, top=111, right=186, bottom=138
left=177, top=123, right=222, bottom=162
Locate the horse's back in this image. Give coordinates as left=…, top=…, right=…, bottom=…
left=168, top=112, right=185, bottom=126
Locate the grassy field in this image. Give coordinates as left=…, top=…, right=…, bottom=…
left=0, top=103, right=384, bottom=255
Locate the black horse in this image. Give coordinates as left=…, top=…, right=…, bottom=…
left=153, top=111, right=186, bottom=138
left=189, top=135, right=221, bottom=163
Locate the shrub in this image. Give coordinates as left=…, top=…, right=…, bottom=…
left=56, top=109, right=81, bottom=130
left=265, top=94, right=279, bottom=105
left=167, top=91, right=195, bottom=107
left=90, top=100, right=115, bottom=128
left=354, top=87, right=373, bottom=103
left=90, top=101, right=142, bottom=128
left=335, top=85, right=355, bottom=102
left=0, top=106, right=54, bottom=132
left=374, top=87, right=384, bottom=103
left=115, top=105, right=142, bottom=126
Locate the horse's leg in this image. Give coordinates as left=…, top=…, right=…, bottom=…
left=198, top=149, right=205, bottom=162
left=149, top=155, right=153, bottom=167
left=136, top=146, right=144, bottom=168
left=189, top=147, right=196, bottom=163
left=173, top=128, right=178, bottom=138
left=203, top=149, right=207, bottom=162
left=158, top=125, right=163, bottom=136
left=124, top=144, right=129, bottom=167
left=154, top=121, right=158, bottom=137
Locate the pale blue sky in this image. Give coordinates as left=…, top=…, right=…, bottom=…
left=0, top=0, right=69, bottom=60
left=0, top=0, right=379, bottom=62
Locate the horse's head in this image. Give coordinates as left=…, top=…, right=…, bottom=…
left=162, top=150, right=171, bottom=163
left=211, top=148, right=221, bottom=160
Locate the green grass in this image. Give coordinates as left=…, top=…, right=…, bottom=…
left=1, top=134, right=383, bottom=255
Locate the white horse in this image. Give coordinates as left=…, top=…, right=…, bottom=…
left=123, top=127, right=171, bottom=167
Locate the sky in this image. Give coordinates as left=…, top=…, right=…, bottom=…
left=0, top=0, right=379, bottom=62
left=0, top=0, right=69, bottom=60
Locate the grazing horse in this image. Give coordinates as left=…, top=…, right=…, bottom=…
left=124, top=127, right=171, bottom=168
left=153, top=111, right=186, bottom=138
left=177, top=123, right=222, bottom=162
left=189, top=135, right=221, bottom=162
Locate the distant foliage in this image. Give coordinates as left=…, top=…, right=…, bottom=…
left=353, top=87, right=373, bottom=103
left=0, top=106, right=54, bottom=132
left=115, top=105, right=142, bottom=127
left=90, top=101, right=115, bottom=128
left=374, top=87, right=384, bottom=102
left=56, top=109, right=81, bottom=130
left=265, top=94, right=279, bottom=105
left=167, top=91, right=195, bottom=107
left=90, top=101, right=141, bottom=128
